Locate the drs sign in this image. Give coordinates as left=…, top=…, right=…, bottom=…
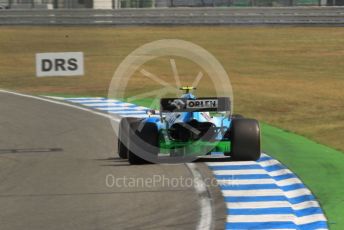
left=36, top=52, right=84, bottom=77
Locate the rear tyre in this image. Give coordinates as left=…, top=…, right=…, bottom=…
left=117, top=118, right=140, bottom=159
left=230, top=119, right=261, bottom=161
left=128, top=122, right=159, bottom=165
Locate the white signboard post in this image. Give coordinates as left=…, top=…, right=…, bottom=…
left=36, top=52, right=84, bottom=77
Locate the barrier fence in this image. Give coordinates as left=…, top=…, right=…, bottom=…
left=0, top=0, right=343, bottom=9
left=0, top=7, right=343, bottom=25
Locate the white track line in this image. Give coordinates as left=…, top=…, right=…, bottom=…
left=186, top=163, right=213, bottom=230
left=0, top=90, right=120, bottom=123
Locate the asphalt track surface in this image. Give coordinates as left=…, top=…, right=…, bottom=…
left=0, top=91, right=226, bottom=230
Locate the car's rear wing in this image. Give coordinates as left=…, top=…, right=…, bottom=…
left=160, top=97, right=231, bottom=113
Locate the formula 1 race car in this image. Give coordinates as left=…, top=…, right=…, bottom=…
left=118, top=87, right=261, bottom=164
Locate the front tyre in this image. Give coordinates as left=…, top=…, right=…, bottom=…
left=230, top=119, right=261, bottom=161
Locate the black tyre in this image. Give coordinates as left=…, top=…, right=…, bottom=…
left=230, top=119, right=261, bottom=161
left=128, top=122, right=159, bottom=165
left=117, top=117, right=141, bottom=159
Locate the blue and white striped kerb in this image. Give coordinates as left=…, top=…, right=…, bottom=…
left=208, top=155, right=328, bottom=230
left=52, top=97, right=151, bottom=117
left=51, top=97, right=328, bottom=230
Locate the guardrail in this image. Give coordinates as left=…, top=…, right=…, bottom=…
left=0, top=7, right=343, bottom=25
